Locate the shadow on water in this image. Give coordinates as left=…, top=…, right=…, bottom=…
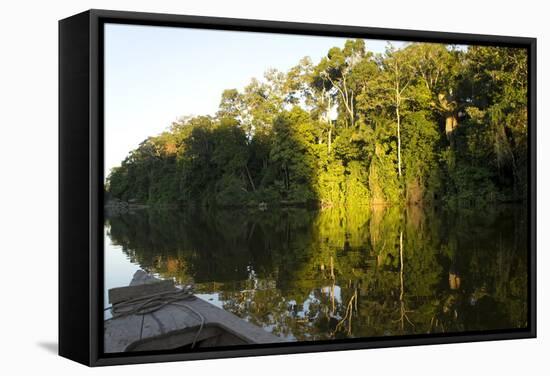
left=105, top=204, right=528, bottom=341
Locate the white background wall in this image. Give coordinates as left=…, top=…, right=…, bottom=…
left=0, top=0, right=547, bottom=374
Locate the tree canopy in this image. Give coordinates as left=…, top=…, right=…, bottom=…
left=106, top=41, right=528, bottom=209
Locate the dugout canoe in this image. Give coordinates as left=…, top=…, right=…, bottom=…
left=104, top=270, right=285, bottom=353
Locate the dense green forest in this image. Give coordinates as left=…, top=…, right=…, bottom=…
left=106, top=41, right=528, bottom=208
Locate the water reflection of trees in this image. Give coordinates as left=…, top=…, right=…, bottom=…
left=106, top=204, right=528, bottom=341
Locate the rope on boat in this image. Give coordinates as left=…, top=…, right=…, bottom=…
left=106, top=288, right=206, bottom=349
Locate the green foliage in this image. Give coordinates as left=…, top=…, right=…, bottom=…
left=401, top=111, right=442, bottom=203
left=269, top=107, right=318, bottom=203
left=368, top=142, right=401, bottom=204
left=106, top=42, right=528, bottom=209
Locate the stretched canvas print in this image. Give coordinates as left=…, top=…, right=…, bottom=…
left=59, top=9, right=536, bottom=366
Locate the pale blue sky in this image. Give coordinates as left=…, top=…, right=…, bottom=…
left=104, top=23, right=405, bottom=177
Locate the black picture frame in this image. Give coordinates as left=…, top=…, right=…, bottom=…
left=59, top=9, right=537, bottom=367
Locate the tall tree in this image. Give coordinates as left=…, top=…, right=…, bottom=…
left=381, top=44, right=416, bottom=178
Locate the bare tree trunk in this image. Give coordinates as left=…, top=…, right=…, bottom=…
left=328, top=127, right=332, bottom=154
left=391, top=60, right=408, bottom=180
left=399, top=230, right=405, bottom=331
left=330, top=256, right=335, bottom=314
left=325, top=74, right=354, bottom=128
left=245, top=164, right=256, bottom=192
left=396, top=100, right=402, bottom=178
left=350, top=89, right=355, bottom=127
left=327, top=95, right=332, bottom=154
left=397, top=230, right=414, bottom=331
left=445, top=114, right=458, bottom=135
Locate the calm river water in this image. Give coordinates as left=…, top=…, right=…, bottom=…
left=104, top=205, right=528, bottom=341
